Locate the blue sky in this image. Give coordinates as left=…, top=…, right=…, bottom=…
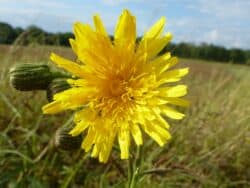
left=0, top=0, right=250, bottom=49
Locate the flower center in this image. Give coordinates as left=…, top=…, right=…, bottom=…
left=109, top=79, right=125, bottom=97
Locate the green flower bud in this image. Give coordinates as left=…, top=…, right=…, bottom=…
left=46, top=78, right=71, bottom=102
left=9, top=63, right=53, bottom=91
left=55, top=127, right=82, bottom=151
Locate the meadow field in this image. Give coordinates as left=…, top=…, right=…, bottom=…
left=0, top=44, right=249, bottom=187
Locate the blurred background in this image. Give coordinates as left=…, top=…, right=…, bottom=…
left=1, top=0, right=250, bottom=63
left=0, top=0, right=250, bottom=187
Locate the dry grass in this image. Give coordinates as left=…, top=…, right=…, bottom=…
left=0, top=44, right=249, bottom=187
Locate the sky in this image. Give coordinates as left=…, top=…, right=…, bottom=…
left=0, top=0, right=250, bottom=49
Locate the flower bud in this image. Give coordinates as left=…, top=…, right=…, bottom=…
left=55, top=127, right=82, bottom=151
left=9, top=63, right=53, bottom=91
left=46, top=78, right=71, bottom=102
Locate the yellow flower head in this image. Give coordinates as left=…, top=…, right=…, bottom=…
left=43, top=9, right=189, bottom=163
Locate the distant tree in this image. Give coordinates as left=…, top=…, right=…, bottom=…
left=230, top=48, right=247, bottom=64
left=21, top=25, right=46, bottom=45
left=200, top=44, right=230, bottom=62
left=0, top=22, right=16, bottom=44
left=57, top=32, right=74, bottom=46
left=160, top=42, right=247, bottom=64
left=14, top=27, right=24, bottom=37
left=174, top=42, right=192, bottom=58
left=245, top=50, right=250, bottom=65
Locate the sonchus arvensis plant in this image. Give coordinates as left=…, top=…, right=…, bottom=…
left=42, top=9, right=189, bottom=163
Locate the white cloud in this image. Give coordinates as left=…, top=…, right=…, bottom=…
left=205, top=30, right=219, bottom=42
left=101, top=0, right=135, bottom=5
left=0, top=6, right=75, bottom=31
left=0, top=0, right=249, bottom=49
left=169, top=13, right=250, bottom=49
left=0, top=0, right=69, bottom=9
left=169, top=0, right=250, bottom=49
left=193, top=0, right=250, bottom=20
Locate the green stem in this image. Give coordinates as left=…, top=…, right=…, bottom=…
left=127, top=157, right=133, bottom=188
left=127, top=146, right=142, bottom=188
left=129, top=167, right=138, bottom=188
left=61, top=153, right=88, bottom=188
left=51, top=70, right=72, bottom=79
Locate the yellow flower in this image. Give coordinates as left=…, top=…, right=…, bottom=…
left=42, top=9, right=189, bottom=163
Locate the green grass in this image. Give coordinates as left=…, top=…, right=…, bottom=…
left=0, top=44, right=250, bottom=187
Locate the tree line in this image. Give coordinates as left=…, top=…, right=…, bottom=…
left=1, top=22, right=249, bottom=64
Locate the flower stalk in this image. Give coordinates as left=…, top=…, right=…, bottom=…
left=127, top=146, right=142, bottom=188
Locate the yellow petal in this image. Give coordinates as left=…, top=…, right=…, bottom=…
left=91, top=133, right=102, bottom=158
left=152, top=52, right=171, bottom=63
left=42, top=101, right=65, bottom=114
left=52, top=88, right=95, bottom=110
left=151, top=109, right=170, bottom=129
left=130, top=123, right=143, bottom=145
left=143, top=17, right=166, bottom=39
left=91, top=143, right=101, bottom=158
left=99, top=134, right=115, bottom=163
left=53, top=87, right=87, bottom=101
left=158, top=85, right=187, bottom=98
left=137, top=17, right=168, bottom=58
left=146, top=97, right=169, bottom=105
left=81, top=127, right=96, bottom=152
left=69, top=121, right=89, bottom=136
left=73, top=22, right=84, bottom=40
left=74, top=109, right=91, bottom=123
left=160, top=106, right=185, bottom=119
left=73, top=22, right=99, bottom=56
left=158, top=68, right=189, bottom=84
left=67, top=79, right=88, bottom=87
left=73, top=22, right=94, bottom=41
left=50, top=53, right=87, bottom=78
left=80, top=49, right=109, bottom=75
left=93, top=15, right=108, bottom=36
left=155, top=117, right=170, bottom=129
left=153, top=56, right=178, bottom=74
left=142, top=120, right=171, bottom=146
left=114, top=9, right=136, bottom=48
left=69, top=38, right=78, bottom=55
left=146, top=32, right=172, bottom=59
left=164, top=97, right=190, bottom=107
left=118, top=128, right=130, bottom=159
